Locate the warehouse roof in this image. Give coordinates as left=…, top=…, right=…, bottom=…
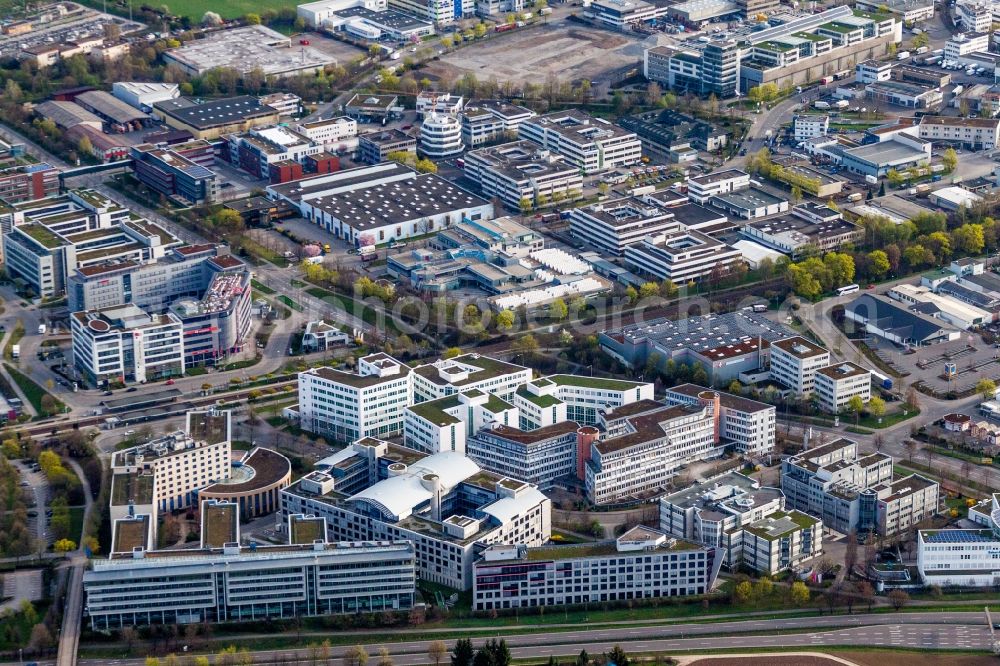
left=76, top=90, right=150, bottom=125
left=155, top=96, right=276, bottom=130
left=34, top=100, right=102, bottom=129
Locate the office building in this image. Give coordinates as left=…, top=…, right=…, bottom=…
left=267, top=162, right=492, bottom=247
left=281, top=439, right=551, bottom=589
left=814, top=362, right=872, bottom=414
left=71, top=305, right=185, bottom=385
left=769, top=336, right=831, bottom=396
left=297, top=353, right=413, bottom=442
left=569, top=197, right=679, bottom=256
left=584, top=400, right=721, bottom=505
left=466, top=422, right=581, bottom=490
left=404, top=389, right=518, bottom=456
left=84, top=535, right=415, bottom=628
left=856, top=59, right=894, bottom=84
left=460, top=101, right=536, bottom=148
left=227, top=125, right=322, bottom=179
left=464, top=141, right=583, bottom=210
left=918, top=116, right=1000, bottom=150
left=781, top=439, right=939, bottom=536
left=411, top=354, right=531, bottom=403
left=358, top=129, right=417, bottom=164
left=740, top=204, right=862, bottom=257
left=295, top=116, right=358, bottom=153
left=644, top=40, right=741, bottom=98
left=794, top=115, right=829, bottom=141
left=419, top=113, right=464, bottom=157
left=345, top=93, right=400, bottom=122
left=918, top=494, right=1000, bottom=587
left=946, top=31, right=989, bottom=59
left=687, top=170, right=751, bottom=204
left=0, top=163, right=59, bottom=204
left=472, top=527, right=722, bottom=610
left=415, top=92, right=465, bottom=118
left=623, top=228, right=744, bottom=283
left=197, top=446, right=293, bottom=519
left=663, top=384, right=775, bottom=456
left=130, top=144, right=219, bottom=204
left=2, top=189, right=180, bottom=299
left=519, top=110, right=642, bottom=174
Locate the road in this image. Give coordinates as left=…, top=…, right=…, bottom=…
left=69, top=611, right=991, bottom=665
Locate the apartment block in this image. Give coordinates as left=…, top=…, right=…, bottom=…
left=781, top=438, right=939, bottom=536
left=519, top=110, right=642, bottom=174
left=282, top=439, right=551, bottom=589
left=472, top=527, right=722, bottom=610
left=814, top=362, right=872, bottom=414
left=769, top=336, right=831, bottom=396
left=297, top=353, right=413, bottom=442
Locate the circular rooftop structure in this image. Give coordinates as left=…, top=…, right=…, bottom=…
left=88, top=319, right=110, bottom=332
left=199, top=447, right=291, bottom=519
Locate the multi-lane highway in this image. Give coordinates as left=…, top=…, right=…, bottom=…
left=71, top=611, right=991, bottom=665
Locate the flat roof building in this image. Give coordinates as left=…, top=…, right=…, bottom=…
left=163, top=25, right=336, bottom=78
left=154, top=96, right=280, bottom=140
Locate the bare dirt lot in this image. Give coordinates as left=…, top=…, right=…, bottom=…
left=297, top=31, right=367, bottom=63
left=421, top=20, right=654, bottom=86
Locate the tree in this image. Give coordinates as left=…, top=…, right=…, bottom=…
left=886, top=169, right=904, bottom=188
left=847, top=395, right=865, bottom=424
left=868, top=250, right=890, bottom=278
left=428, top=642, right=448, bottom=666
left=942, top=147, right=958, bottom=173
left=624, top=285, right=638, bottom=304
left=244, top=12, right=261, bottom=24
left=147, top=658, right=162, bottom=666
left=452, top=639, right=475, bottom=666
left=754, top=576, right=773, bottom=598
left=343, top=646, right=368, bottom=666
left=978, top=378, right=997, bottom=401
left=867, top=395, right=886, bottom=422
left=574, top=652, right=589, bottom=666
left=77, top=135, right=93, bottom=156
left=638, top=282, right=659, bottom=299
left=29, top=623, right=53, bottom=651
left=857, top=581, right=876, bottom=611
left=54, top=538, right=76, bottom=553
left=443, top=347, right=462, bottom=359
left=790, top=580, right=810, bottom=606
left=40, top=394, right=57, bottom=416
left=377, top=647, right=393, bottom=666
left=550, top=298, right=568, bottom=321
left=496, top=310, right=515, bottom=331
left=728, top=379, right=742, bottom=394
left=911, top=31, right=929, bottom=49
left=887, top=589, right=909, bottom=611
left=845, top=530, right=858, bottom=575
left=201, top=10, right=222, bottom=25
left=603, top=646, right=629, bottom=666
left=733, top=580, right=753, bottom=604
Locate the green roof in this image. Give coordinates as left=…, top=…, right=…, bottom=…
left=819, top=21, right=857, bottom=33
left=743, top=511, right=819, bottom=541
left=853, top=8, right=890, bottom=21
left=20, top=223, right=63, bottom=249
left=547, top=374, right=645, bottom=391
left=793, top=31, right=829, bottom=42
left=72, top=188, right=114, bottom=209
left=516, top=385, right=563, bottom=408
left=407, top=395, right=462, bottom=425
left=483, top=394, right=512, bottom=413
left=757, top=40, right=795, bottom=52
left=111, top=473, right=153, bottom=506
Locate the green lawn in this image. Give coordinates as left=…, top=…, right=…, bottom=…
left=251, top=279, right=276, bottom=295
left=76, top=0, right=297, bottom=20
left=4, top=363, right=65, bottom=416
left=4, top=325, right=24, bottom=361
left=69, top=506, right=86, bottom=543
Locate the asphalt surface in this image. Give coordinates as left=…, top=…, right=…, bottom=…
left=69, top=611, right=992, bottom=665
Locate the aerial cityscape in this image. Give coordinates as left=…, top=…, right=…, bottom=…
left=4, top=0, right=1000, bottom=662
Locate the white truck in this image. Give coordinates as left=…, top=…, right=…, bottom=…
left=897, top=50, right=910, bottom=60
left=865, top=174, right=878, bottom=185
left=38, top=324, right=45, bottom=335
left=813, top=100, right=830, bottom=109
left=11, top=345, right=19, bottom=359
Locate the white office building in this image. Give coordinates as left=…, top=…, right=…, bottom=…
left=84, top=539, right=415, bottom=629
left=918, top=493, right=1000, bottom=587
left=585, top=401, right=721, bottom=505
left=472, top=527, right=723, bottom=610
left=623, top=229, right=745, bottom=283
left=794, top=115, right=830, bottom=142
left=686, top=169, right=751, bottom=205
left=297, top=353, right=413, bottom=442
left=71, top=305, right=185, bottom=385
left=945, top=31, right=990, bottom=60
left=569, top=197, right=679, bottom=256
left=463, top=141, right=583, bottom=211
left=411, top=354, right=532, bottom=403
left=295, top=116, right=358, bottom=153
left=460, top=101, right=536, bottom=148
left=282, top=441, right=551, bottom=589
left=769, top=336, right=831, bottom=396
left=519, top=110, right=642, bottom=174
left=467, top=421, right=581, bottom=490
left=814, top=362, right=872, bottom=414
left=855, top=59, right=894, bottom=84
left=404, top=389, right=518, bottom=455
left=420, top=113, right=464, bottom=157
left=416, top=92, right=465, bottom=118
left=663, top=384, right=776, bottom=456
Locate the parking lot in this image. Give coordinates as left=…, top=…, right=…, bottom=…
left=0, top=4, right=144, bottom=59
left=867, top=331, right=1000, bottom=394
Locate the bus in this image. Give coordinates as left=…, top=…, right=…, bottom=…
left=836, top=284, right=860, bottom=296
